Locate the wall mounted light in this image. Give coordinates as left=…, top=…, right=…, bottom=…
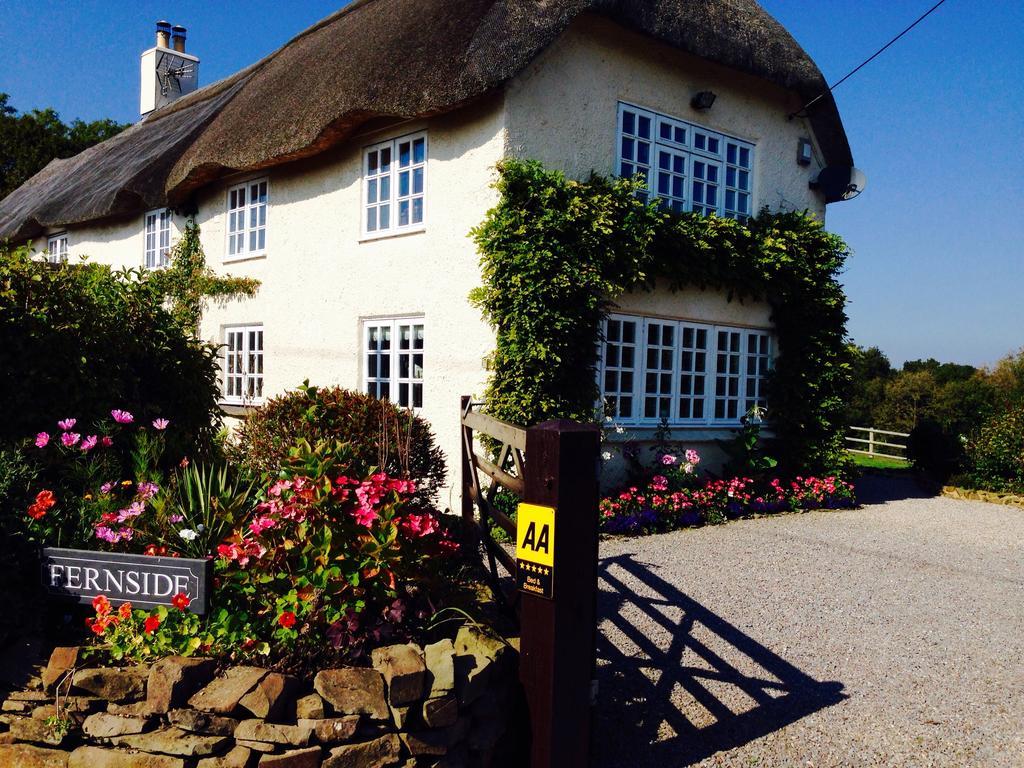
left=691, top=91, right=717, bottom=111
left=797, top=137, right=813, bottom=166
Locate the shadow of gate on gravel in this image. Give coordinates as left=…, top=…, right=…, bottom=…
left=593, top=554, right=846, bottom=767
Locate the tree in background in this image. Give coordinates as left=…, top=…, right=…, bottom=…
left=0, top=93, right=128, bottom=200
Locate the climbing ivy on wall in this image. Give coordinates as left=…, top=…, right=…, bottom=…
left=470, top=160, right=854, bottom=475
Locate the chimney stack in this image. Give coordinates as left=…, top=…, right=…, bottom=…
left=171, top=25, right=187, bottom=53
left=155, top=20, right=171, bottom=49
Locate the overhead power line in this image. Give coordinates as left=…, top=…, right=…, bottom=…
left=790, top=0, right=950, bottom=119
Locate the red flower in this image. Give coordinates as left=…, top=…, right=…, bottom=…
left=92, top=595, right=111, bottom=615
left=27, top=489, right=56, bottom=519
left=143, top=615, right=161, bottom=634
left=118, top=602, right=132, bottom=620
left=278, top=611, right=296, bottom=629
left=171, top=593, right=191, bottom=611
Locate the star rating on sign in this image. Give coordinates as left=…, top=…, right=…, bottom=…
left=518, top=561, right=550, bottom=575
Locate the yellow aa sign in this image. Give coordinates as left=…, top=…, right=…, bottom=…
left=516, top=503, right=555, bottom=599
left=516, top=503, right=555, bottom=566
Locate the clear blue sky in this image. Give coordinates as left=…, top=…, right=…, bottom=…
left=1, top=1, right=1021, bottom=368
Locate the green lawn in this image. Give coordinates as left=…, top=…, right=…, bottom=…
left=851, top=453, right=911, bottom=470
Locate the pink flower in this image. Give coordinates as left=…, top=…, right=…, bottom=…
left=116, top=502, right=145, bottom=523
left=136, top=481, right=159, bottom=500
left=651, top=475, right=669, bottom=492
left=80, top=435, right=98, bottom=452
left=353, top=505, right=378, bottom=527
left=660, top=454, right=677, bottom=465
left=400, top=512, right=439, bottom=538
left=111, top=410, right=134, bottom=424
left=168, top=513, right=184, bottom=523
left=57, top=418, right=76, bottom=431
left=100, top=436, right=114, bottom=448
left=249, top=515, right=277, bottom=536
left=61, top=432, right=81, bottom=447
left=35, top=432, right=50, bottom=448
left=151, top=418, right=170, bottom=430
left=100, top=481, right=115, bottom=494
left=685, top=449, right=701, bottom=465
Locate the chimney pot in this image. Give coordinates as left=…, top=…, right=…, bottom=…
left=155, top=20, right=171, bottom=49
left=171, top=25, right=187, bottom=53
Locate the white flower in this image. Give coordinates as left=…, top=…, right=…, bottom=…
left=601, top=451, right=613, bottom=461
left=614, top=426, right=625, bottom=434
left=178, top=528, right=198, bottom=541
left=683, top=463, right=694, bottom=474
left=196, top=524, right=205, bottom=532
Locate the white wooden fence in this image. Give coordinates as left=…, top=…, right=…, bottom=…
left=846, top=426, right=910, bottom=461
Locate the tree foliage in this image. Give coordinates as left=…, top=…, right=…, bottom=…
left=471, top=160, right=854, bottom=475
left=0, top=93, right=129, bottom=200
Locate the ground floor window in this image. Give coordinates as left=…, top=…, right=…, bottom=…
left=599, top=313, right=772, bottom=426
left=222, top=325, right=264, bottom=404
left=363, top=318, right=424, bottom=409
left=47, top=233, right=68, bottom=264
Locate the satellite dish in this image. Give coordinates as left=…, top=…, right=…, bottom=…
left=810, top=166, right=867, bottom=203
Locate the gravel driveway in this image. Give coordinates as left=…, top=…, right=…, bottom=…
left=594, top=483, right=1024, bottom=767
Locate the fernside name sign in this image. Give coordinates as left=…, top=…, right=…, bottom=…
left=41, top=547, right=212, bottom=614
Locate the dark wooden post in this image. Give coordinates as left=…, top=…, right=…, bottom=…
left=520, top=419, right=600, bottom=768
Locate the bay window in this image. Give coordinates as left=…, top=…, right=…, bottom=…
left=599, top=314, right=772, bottom=426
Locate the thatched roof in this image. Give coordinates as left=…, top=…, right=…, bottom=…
left=0, top=0, right=852, bottom=240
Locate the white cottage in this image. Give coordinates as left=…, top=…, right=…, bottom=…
left=0, top=0, right=856, bottom=502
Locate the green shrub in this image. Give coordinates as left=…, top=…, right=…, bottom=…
left=228, top=383, right=447, bottom=506
left=0, top=245, right=222, bottom=452
left=957, top=404, right=1024, bottom=492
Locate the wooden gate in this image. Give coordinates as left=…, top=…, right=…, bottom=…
left=460, top=396, right=600, bottom=768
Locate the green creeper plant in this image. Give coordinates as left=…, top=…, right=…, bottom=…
left=470, top=160, right=855, bottom=476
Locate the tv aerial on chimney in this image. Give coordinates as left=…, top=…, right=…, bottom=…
left=140, top=21, right=200, bottom=116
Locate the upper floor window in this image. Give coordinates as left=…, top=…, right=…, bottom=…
left=617, top=103, right=754, bottom=221
left=599, top=313, right=772, bottom=426
left=363, top=133, right=426, bottom=238
left=46, top=233, right=68, bottom=264
left=363, top=317, right=424, bottom=409
left=226, top=178, right=268, bottom=261
left=222, top=324, right=264, bottom=405
left=144, top=208, right=173, bottom=268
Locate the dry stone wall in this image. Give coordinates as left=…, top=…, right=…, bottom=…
left=0, top=627, right=520, bottom=768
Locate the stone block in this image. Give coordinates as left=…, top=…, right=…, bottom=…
left=453, top=627, right=508, bottom=707
left=371, top=644, right=426, bottom=706
left=147, top=656, right=218, bottom=714
left=106, top=701, right=151, bottom=716
left=389, top=704, right=419, bottom=730
left=237, top=738, right=276, bottom=753
left=196, top=745, right=254, bottom=768
left=234, top=718, right=313, bottom=746
left=258, top=747, right=322, bottom=768
left=41, top=648, right=80, bottom=691
left=0, top=742, right=69, bottom=767
left=423, top=640, right=455, bottom=699
left=314, top=668, right=389, bottom=720
left=296, top=716, right=359, bottom=745
left=239, top=672, right=300, bottom=721
left=400, top=730, right=448, bottom=757
left=69, top=745, right=186, bottom=768
left=81, top=711, right=153, bottom=738
left=111, top=726, right=231, bottom=757
left=294, top=694, right=325, bottom=720
left=9, top=716, right=72, bottom=746
left=72, top=668, right=148, bottom=703
left=167, top=708, right=239, bottom=736
left=422, top=696, right=458, bottom=729
left=322, top=734, right=402, bottom=768
left=189, top=666, right=268, bottom=715
left=7, top=691, right=51, bottom=702
left=3, top=699, right=33, bottom=713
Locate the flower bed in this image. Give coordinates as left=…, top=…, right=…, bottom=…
left=600, top=450, right=856, bottom=535
left=0, top=625, right=520, bottom=768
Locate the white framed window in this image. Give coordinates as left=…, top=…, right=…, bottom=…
left=617, top=103, right=755, bottom=221
left=144, top=208, right=173, bottom=268
left=222, top=325, right=264, bottom=405
left=226, top=178, right=268, bottom=261
left=599, top=313, right=772, bottom=426
left=363, top=318, right=424, bottom=409
left=46, top=233, right=68, bottom=264
left=362, top=132, right=426, bottom=238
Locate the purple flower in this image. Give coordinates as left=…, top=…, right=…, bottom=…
left=35, top=432, right=50, bottom=448
left=61, top=432, right=81, bottom=447
left=80, top=435, right=98, bottom=452
left=100, top=481, right=115, bottom=494
left=116, top=501, right=145, bottom=523
left=660, top=454, right=677, bottom=465
left=168, top=513, right=185, bottom=524
left=95, top=525, right=120, bottom=543
left=137, top=481, right=160, bottom=500
left=57, top=418, right=76, bottom=431
left=111, top=410, right=134, bottom=425
left=151, top=418, right=170, bottom=430
left=119, top=527, right=134, bottom=541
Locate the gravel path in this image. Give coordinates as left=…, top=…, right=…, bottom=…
left=594, top=484, right=1024, bottom=767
